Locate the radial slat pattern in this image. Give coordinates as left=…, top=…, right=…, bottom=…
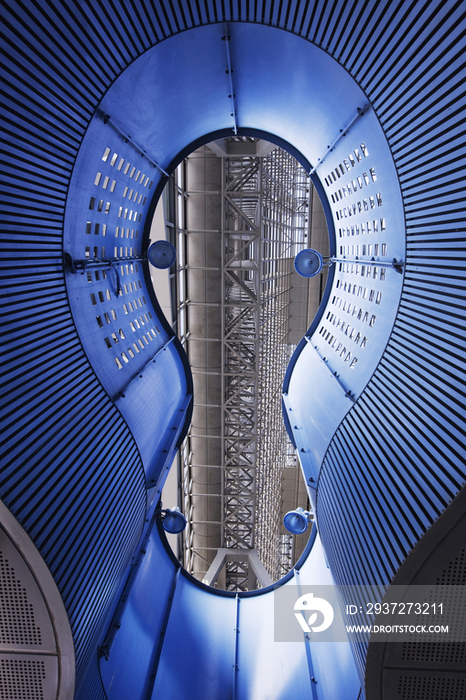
left=1, top=1, right=465, bottom=697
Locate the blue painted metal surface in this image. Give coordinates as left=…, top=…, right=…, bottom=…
left=1, top=1, right=465, bottom=699
left=100, top=529, right=179, bottom=700
left=100, top=520, right=360, bottom=700
left=64, top=114, right=192, bottom=495
left=291, top=537, right=362, bottom=700
left=151, top=572, right=237, bottom=699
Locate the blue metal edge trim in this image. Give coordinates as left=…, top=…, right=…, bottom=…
left=142, top=188, right=193, bottom=447
left=282, top=173, right=336, bottom=446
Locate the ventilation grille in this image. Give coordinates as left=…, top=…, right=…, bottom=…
left=437, top=549, right=466, bottom=586
left=398, top=675, right=466, bottom=700
left=401, top=548, right=466, bottom=664
left=401, top=642, right=466, bottom=665
left=0, top=659, right=46, bottom=700
left=0, top=552, right=42, bottom=647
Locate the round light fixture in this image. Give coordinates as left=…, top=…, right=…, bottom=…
left=283, top=507, right=314, bottom=535
left=162, top=506, right=187, bottom=534
left=294, top=249, right=323, bottom=277
left=147, top=240, right=177, bottom=269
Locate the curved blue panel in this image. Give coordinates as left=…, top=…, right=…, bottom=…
left=98, top=23, right=369, bottom=186
left=237, top=533, right=361, bottom=700
left=100, top=529, right=179, bottom=700
left=152, top=575, right=236, bottom=699
left=2, top=2, right=465, bottom=700
left=284, top=105, right=406, bottom=495
left=101, top=524, right=361, bottom=700
left=0, top=295, right=147, bottom=687
left=64, top=114, right=192, bottom=493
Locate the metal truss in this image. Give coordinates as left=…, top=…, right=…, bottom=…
left=169, top=144, right=311, bottom=589
left=221, top=149, right=310, bottom=587
left=221, top=153, right=261, bottom=561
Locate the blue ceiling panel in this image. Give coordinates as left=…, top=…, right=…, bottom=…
left=151, top=573, right=236, bottom=700
left=100, top=530, right=179, bottom=700
left=2, top=1, right=465, bottom=699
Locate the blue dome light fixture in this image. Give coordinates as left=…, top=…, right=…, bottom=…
left=147, top=240, right=177, bottom=269
left=294, top=248, right=404, bottom=278
left=161, top=506, right=187, bottom=534
left=283, top=507, right=314, bottom=535
left=294, top=248, right=324, bottom=278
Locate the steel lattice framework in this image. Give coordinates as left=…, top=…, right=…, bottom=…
left=172, top=145, right=311, bottom=589
left=222, top=150, right=310, bottom=585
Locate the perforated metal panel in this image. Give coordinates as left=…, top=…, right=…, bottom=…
left=0, top=531, right=55, bottom=655
left=401, top=642, right=466, bottom=666
left=437, top=549, right=466, bottom=586
left=0, top=658, right=46, bottom=700
left=398, top=675, right=466, bottom=700
left=399, top=549, right=466, bottom=668
left=0, top=507, right=74, bottom=700
left=0, top=551, right=42, bottom=647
